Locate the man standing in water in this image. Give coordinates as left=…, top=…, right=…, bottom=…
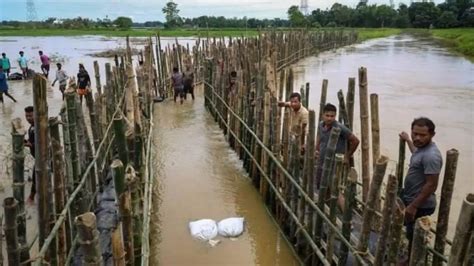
left=0, top=66, right=17, bottom=103
left=399, top=117, right=442, bottom=259
left=171, top=67, right=184, bottom=104
left=183, top=65, right=195, bottom=100
left=77, top=63, right=91, bottom=104
left=315, top=103, right=359, bottom=189
left=17, top=51, right=29, bottom=79
left=24, top=106, right=36, bottom=204
left=278, top=92, right=309, bottom=153
left=39, top=51, right=50, bottom=78
left=52, top=63, right=68, bottom=99
left=1, top=53, right=11, bottom=78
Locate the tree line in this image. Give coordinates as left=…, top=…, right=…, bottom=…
left=162, top=0, right=473, bottom=29
left=1, top=1, right=472, bottom=30
left=288, top=1, right=473, bottom=28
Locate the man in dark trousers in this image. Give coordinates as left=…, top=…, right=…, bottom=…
left=183, top=64, right=195, bottom=100
left=0, top=66, right=17, bottom=103
left=171, top=66, right=184, bottom=104
left=24, top=106, right=36, bottom=204
left=77, top=63, right=91, bottom=104
left=315, top=103, right=359, bottom=189
left=399, top=117, right=442, bottom=258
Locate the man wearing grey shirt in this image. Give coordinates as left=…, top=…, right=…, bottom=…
left=399, top=117, right=443, bottom=257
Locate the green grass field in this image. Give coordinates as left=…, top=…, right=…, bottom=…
left=2, top=26, right=471, bottom=59
left=0, top=27, right=401, bottom=40
left=430, top=28, right=474, bottom=60
left=0, top=27, right=259, bottom=37
left=355, top=28, right=403, bottom=42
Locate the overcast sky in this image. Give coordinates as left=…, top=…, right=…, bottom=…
left=0, top=0, right=444, bottom=22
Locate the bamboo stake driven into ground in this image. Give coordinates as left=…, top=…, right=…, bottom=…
left=358, top=67, right=370, bottom=202
left=11, top=118, right=30, bottom=263
left=448, top=193, right=474, bottom=266
left=433, top=149, right=459, bottom=266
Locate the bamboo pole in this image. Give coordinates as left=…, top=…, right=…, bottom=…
left=49, top=117, right=68, bottom=266
left=112, top=226, right=126, bottom=266
left=318, top=79, right=328, bottom=122
left=357, top=155, right=388, bottom=255
left=93, top=61, right=102, bottom=95
left=10, top=118, right=30, bottom=263
left=448, top=193, right=474, bottom=266
left=397, top=137, right=406, bottom=195
left=374, top=174, right=398, bottom=265
left=65, top=86, right=87, bottom=215
left=60, top=106, right=74, bottom=251
left=33, top=75, right=52, bottom=255
left=433, top=149, right=459, bottom=266
left=305, top=82, right=310, bottom=108
left=326, top=153, right=344, bottom=264
left=75, top=212, right=102, bottom=266
left=409, top=216, right=431, bottom=266
left=346, top=79, right=355, bottom=130
left=112, top=160, right=134, bottom=265
left=114, top=114, right=130, bottom=167
left=314, top=127, right=341, bottom=245
left=387, top=198, right=406, bottom=264
left=370, top=94, right=380, bottom=169
left=3, top=198, right=20, bottom=266
left=337, top=90, right=349, bottom=126
left=358, top=67, right=370, bottom=202
left=339, top=168, right=358, bottom=266
left=127, top=166, right=142, bottom=266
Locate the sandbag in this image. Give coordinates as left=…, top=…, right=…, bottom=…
left=189, top=219, right=218, bottom=241
left=217, top=217, right=245, bottom=237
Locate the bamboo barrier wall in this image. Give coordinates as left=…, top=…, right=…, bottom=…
left=3, top=37, right=156, bottom=266
left=192, top=30, right=471, bottom=265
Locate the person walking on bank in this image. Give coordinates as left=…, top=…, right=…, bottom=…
left=278, top=92, right=309, bottom=153
left=77, top=63, right=91, bottom=104
left=399, top=117, right=442, bottom=259
left=24, top=106, right=36, bottom=204
left=183, top=64, right=195, bottom=100
left=171, top=67, right=184, bottom=104
left=1, top=53, right=11, bottom=78
left=17, top=51, right=29, bottom=79
left=0, top=66, right=17, bottom=103
left=39, top=51, right=50, bottom=78
left=52, top=63, right=68, bottom=100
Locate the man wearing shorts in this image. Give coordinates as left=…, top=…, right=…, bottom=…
left=77, top=63, right=91, bottom=103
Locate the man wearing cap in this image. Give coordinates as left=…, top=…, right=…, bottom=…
left=77, top=63, right=91, bottom=103
left=52, top=63, right=68, bottom=99
left=17, top=51, right=28, bottom=79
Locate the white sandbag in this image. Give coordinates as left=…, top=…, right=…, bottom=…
left=217, top=217, right=245, bottom=237
left=189, top=219, right=218, bottom=241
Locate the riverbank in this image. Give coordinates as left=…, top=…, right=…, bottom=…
left=430, top=28, right=474, bottom=60
left=0, top=27, right=400, bottom=40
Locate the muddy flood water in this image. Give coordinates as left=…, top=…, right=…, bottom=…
left=0, top=34, right=472, bottom=264
left=148, top=92, right=298, bottom=265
